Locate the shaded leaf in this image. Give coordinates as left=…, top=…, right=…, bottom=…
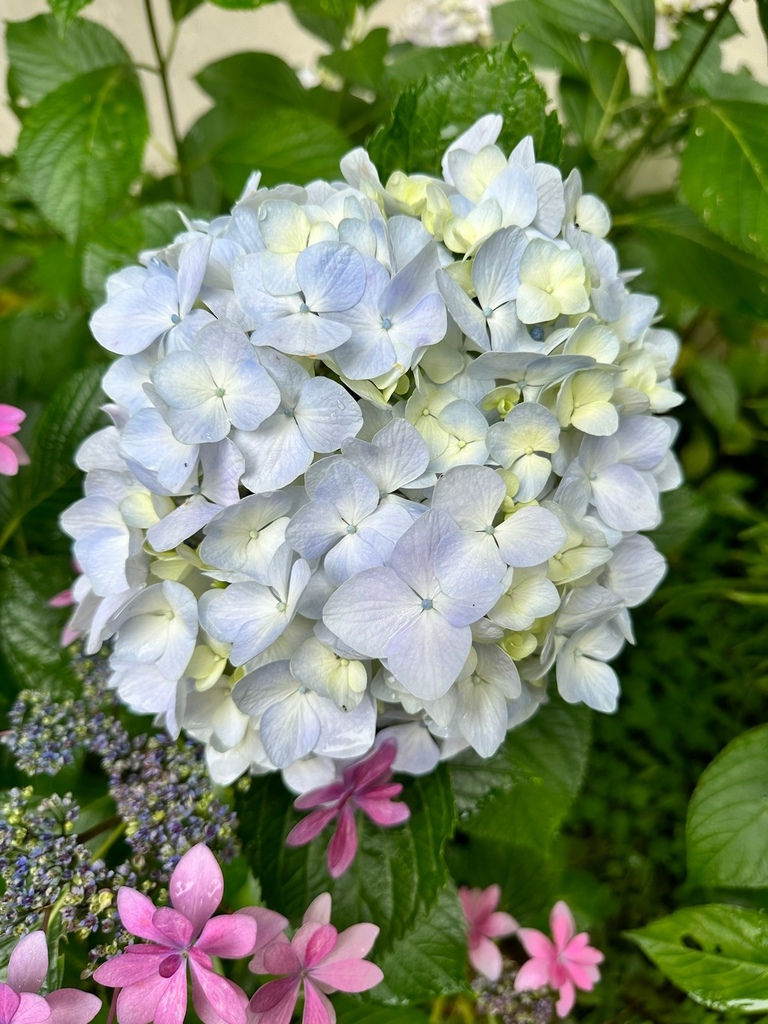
left=195, top=51, right=307, bottom=110
left=512, top=0, right=655, bottom=49
left=0, top=312, right=90, bottom=402
left=289, top=0, right=362, bottom=47
left=170, top=0, right=205, bottom=18
left=628, top=905, right=768, bottom=1012
left=685, top=358, right=740, bottom=437
left=321, top=29, right=390, bottom=91
left=384, top=43, right=479, bottom=87
left=334, top=997, right=431, bottom=1023
left=17, top=67, right=149, bottom=243
left=687, top=725, right=768, bottom=890
left=368, top=43, right=561, bottom=180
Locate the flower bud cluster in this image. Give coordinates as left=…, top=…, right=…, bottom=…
left=473, top=968, right=556, bottom=1024
left=61, top=115, right=681, bottom=793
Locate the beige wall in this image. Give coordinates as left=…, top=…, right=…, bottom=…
left=0, top=0, right=766, bottom=174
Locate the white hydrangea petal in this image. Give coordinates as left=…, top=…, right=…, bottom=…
left=342, top=418, right=430, bottom=494
left=296, top=377, right=363, bottom=452
left=235, top=415, right=312, bottom=493
left=176, top=236, right=212, bottom=316
left=311, top=692, right=376, bottom=758
left=147, top=495, right=222, bottom=552
left=297, top=241, right=366, bottom=312
left=483, top=166, right=538, bottom=228
left=323, top=566, right=421, bottom=656
left=591, top=463, right=659, bottom=531
left=386, top=610, right=471, bottom=700
left=495, top=506, right=566, bottom=567
left=603, top=534, right=666, bottom=606
left=261, top=693, right=321, bottom=768
left=433, top=464, right=505, bottom=530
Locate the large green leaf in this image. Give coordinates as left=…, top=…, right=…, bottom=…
left=0, top=556, right=81, bottom=692
left=17, top=66, right=148, bottom=243
left=195, top=52, right=307, bottom=110
left=449, top=700, right=591, bottom=848
left=289, top=0, right=361, bottom=47
left=6, top=15, right=131, bottom=108
left=681, top=102, right=768, bottom=261
left=504, top=0, right=655, bottom=49
left=239, top=766, right=464, bottom=1000
left=368, top=43, right=561, bottom=180
left=628, top=905, right=768, bottom=1012
left=0, top=312, right=90, bottom=402
left=320, top=29, right=390, bottom=91
left=47, top=0, right=93, bottom=25
left=687, top=725, right=768, bottom=890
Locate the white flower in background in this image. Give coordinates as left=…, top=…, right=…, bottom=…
left=62, top=118, right=683, bottom=783
left=654, top=0, right=718, bottom=49
left=394, top=0, right=493, bottom=48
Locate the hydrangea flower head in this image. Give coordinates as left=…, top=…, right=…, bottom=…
left=285, top=739, right=411, bottom=877
left=460, top=884, right=518, bottom=981
left=515, top=900, right=604, bottom=1018
left=93, top=844, right=256, bottom=1024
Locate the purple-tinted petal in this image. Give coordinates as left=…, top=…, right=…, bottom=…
left=0, top=987, right=21, bottom=1024
left=248, top=977, right=300, bottom=1016
left=301, top=981, right=335, bottom=1024
left=286, top=807, right=339, bottom=847
left=309, top=959, right=383, bottom=994
left=294, top=783, right=346, bottom=810
left=343, top=741, right=396, bottom=791
left=469, top=937, right=503, bottom=982
left=117, top=888, right=168, bottom=944
left=262, top=937, right=301, bottom=976
left=195, top=914, right=257, bottom=959
left=45, top=990, right=100, bottom=1024
left=169, top=845, right=224, bottom=937
left=237, top=906, right=289, bottom=968
left=303, top=926, right=339, bottom=970
left=152, top=908, right=194, bottom=949
left=8, top=932, right=47, bottom=993
left=92, top=948, right=168, bottom=988
left=8, top=993, right=50, bottom=1024
left=326, top=805, right=358, bottom=879
left=189, top=960, right=247, bottom=1024
left=153, top=963, right=188, bottom=1024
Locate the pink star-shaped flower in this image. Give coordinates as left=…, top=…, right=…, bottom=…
left=459, top=884, right=518, bottom=981
left=7, top=931, right=100, bottom=1024
left=248, top=893, right=383, bottom=1024
left=0, top=404, right=29, bottom=477
left=285, top=740, right=410, bottom=878
left=515, top=900, right=604, bottom=1017
left=93, top=844, right=256, bottom=1024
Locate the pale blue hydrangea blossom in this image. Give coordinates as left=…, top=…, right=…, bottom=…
left=61, top=117, right=683, bottom=789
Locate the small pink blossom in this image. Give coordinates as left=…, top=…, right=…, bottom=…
left=286, top=740, right=410, bottom=878
left=48, top=562, right=82, bottom=647
left=7, top=931, right=100, bottom=1024
left=248, top=893, right=383, bottom=1024
left=93, top=844, right=256, bottom=1024
left=515, top=900, right=604, bottom=1018
left=459, top=884, right=518, bottom=981
left=0, top=404, right=29, bottom=477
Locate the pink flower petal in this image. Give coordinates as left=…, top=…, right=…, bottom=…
left=45, top=991, right=101, bottom=1024
left=189, top=960, right=247, bottom=1024
left=514, top=957, right=552, bottom=992
left=353, top=794, right=410, bottom=828
left=239, top=908, right=289, bottom=973
left=153, top=908, right=194, bottom=949
left=303, top=926, right=338, bottom=970
left=309, top=959, right=383, bottom=994
left=0, top=439, right=21, bottom=476
left=249, top=977, right=300, bottom=1017
left=301, top=980, right=335, bottom=1024
left=92, top=949, right=168, bottom=988
left=262, top=936, right=301, bottom=976
left=326, top=804, right=358, bottom=879
left=115, top=972, right=173, bottom=1024
left=0, top=986, right=21, bottom=1024
left=303, top=893, right=332, bottom=926
left=294, top=784, right=346, bottom=811
left=195, top=914, right=256, bottom=959
left=555, top=979, right=576, bottom=1018
left=0, top=405, right=25, bottom=428
left=564, top=934, right=604, bottom=966
left=153, top=963, right=188, bottom=1024
left=48, top=589, right=75, bottom=609
left=484, top=911, right=518, bottom=938
left=469, top=936, right=503, bottom=981
left=286, top=808, right=338, bottom=847
left=564, top=962, right=599, bottom=991
left=8, top=932, right=48, bottom=993
left=517, top=927, right=553, bottom=960
left=117, top=888, right=169, bottom=945
left=550, top=901, right=576, bottom=952
left=8, top=993, right=51, bottom=1024
left=169, top=845, right=224, bottom=937
left=320, top=924, right=378, bottom=965
left=344, top=741, right=396, bottom=791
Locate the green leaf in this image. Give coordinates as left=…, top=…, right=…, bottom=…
left=170, top=0, right=205, bottom=18
left=681, top=102, right=768, bottom=261
left=0, top=556, right=81, bottom=692
left=650, top=486, right=709, bottom=555
left=195, top=52, right=307, bottom=110
left=617, top=203, right=768, bottom=321
left=0, top=312, right=90, bottom=402
left=6, top=15, right=132, bottom=108
left=368, top=43, right=561, bottom=180
left=687, top=725, right=768, bottom=890
left=495, top=1, right=597, bottom=76
left=657, top=14, right=741, bottom=94
left=320, top=29, right=390, bottom=91
left=82, top=203, right=189, bottom=301
left=384, top=44, right=479, bottom=87
left=559, top=39, right=629, bottom=151
left=207, top=0, right=277, bottom=6
left=289, top=0, right=360, bottom=47
left=239, top=766, right=464, bottom=1000
left=47, top=0, right=93, bottom=24
left=187, top=105, right=351, bottom=199
left=627, top=905, right=768, bottom=1012
left=685, top=357, right=740, bottom=437
left=450, top=700, right=591, bottom=848
left=333, top=997, right=431, bottom=1023
left=17, top=66, right=149, bottom=244
left=759, top=0, right=768, bottom=43
left=515, top=0, right=655, bottom=49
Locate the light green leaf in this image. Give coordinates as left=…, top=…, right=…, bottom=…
left=685, top=358, right=741, bottom=437
left=687, top=725, right=768, bottom=890
left=497, top=0, right=654, bottom=49
left=681, top=102, right=768, bottom=261
left=239, top=766, right=463, bottom=1000
left=650, top=487, right=709, bottom=555
left=6, top=14, right=131, bottom=108
left=195, top=52, right=307, bottom=110
left=289, top=0, right=361, bottom=47
left=627, top=905, right=768, bottom=1012
left=47, top=0, right=93, bottom=24
left=0, top=312, right=90, bottom=402
left=17, top=66, right=148, bottom=243
left=449, top=700, right=591, bottom=848
left=320, top=29, right=389, bottom=91
left=384, top=44, right=479, bottom=87
left=170, top=0, right=205, bottom=18
left=368, top=43, right=561, bottom=180
left=657, top=14, right=741, bottom=94
left=82, top=203, right=189, bottom=302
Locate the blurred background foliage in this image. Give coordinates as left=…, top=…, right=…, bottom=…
left=1, top=0, right=768, bottom=1020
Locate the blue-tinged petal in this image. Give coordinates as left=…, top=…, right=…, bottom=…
left=295, top=377, right=363, bottom=452
left=385, top=611, right=471, bottom=700
left=120, top=408, right=200, bottom=494
left=381, top=243, right=440, bottom=319
left=176, top=236, right=212, bottom=316
left=296, top=242, right=366, bottom=313
left=389, top=508, right=458, bottom=597
left=286, top=499, right=346, bottom=561
left=483, top=166, right=538, bottom=228
left=315, top=461, right=379, bottom=525
left=90, top=277, right=176, bottom=355
left=436, top=270, right=487, bottom=349
left=494, top=506, right=566, bottom=567
left=389, top=293, right=447, bottom=364
left=312, top=692, right=376, bottom=758
left=341, top=419, right=429, bottom=494
left=323, top=567, right=421, bottom=657
left=253, top=312, right=350, bottom=357
left=147, top=495, right=222, bottom=552
left=261, top=692, right=321, bottom=767
left=432, top=464, right=505, bottom=531
left=200, top=437, right=245, bottom=506
left=231, top=254, right=297, bottom=324
left=234, top=414, right=311, bottom=492
left=473, top=227, right=526, bottom=309
left=324, top=533, right=386, bottom=586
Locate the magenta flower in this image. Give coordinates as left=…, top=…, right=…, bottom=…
left=7, top=931, right=100, bottom=1024
left=248, top=893, right=383, bottom=1024
left=0, top=985, right=50, bottom=1024
left=515, top=900, right=604, bottom=1018
left=0, top=404, right=29, bottom=477
left=93, top=844, right=256, bottom=1024
left=459, top=884, right=518, bottom=981
left=285, top=740, right=410, bottom=878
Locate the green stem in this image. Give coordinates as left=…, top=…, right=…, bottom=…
left=604, top=0, right=735, bottom=193
left=143, top=0, right=189, bottom=201
left=92, top=821, right=127, bottom=862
